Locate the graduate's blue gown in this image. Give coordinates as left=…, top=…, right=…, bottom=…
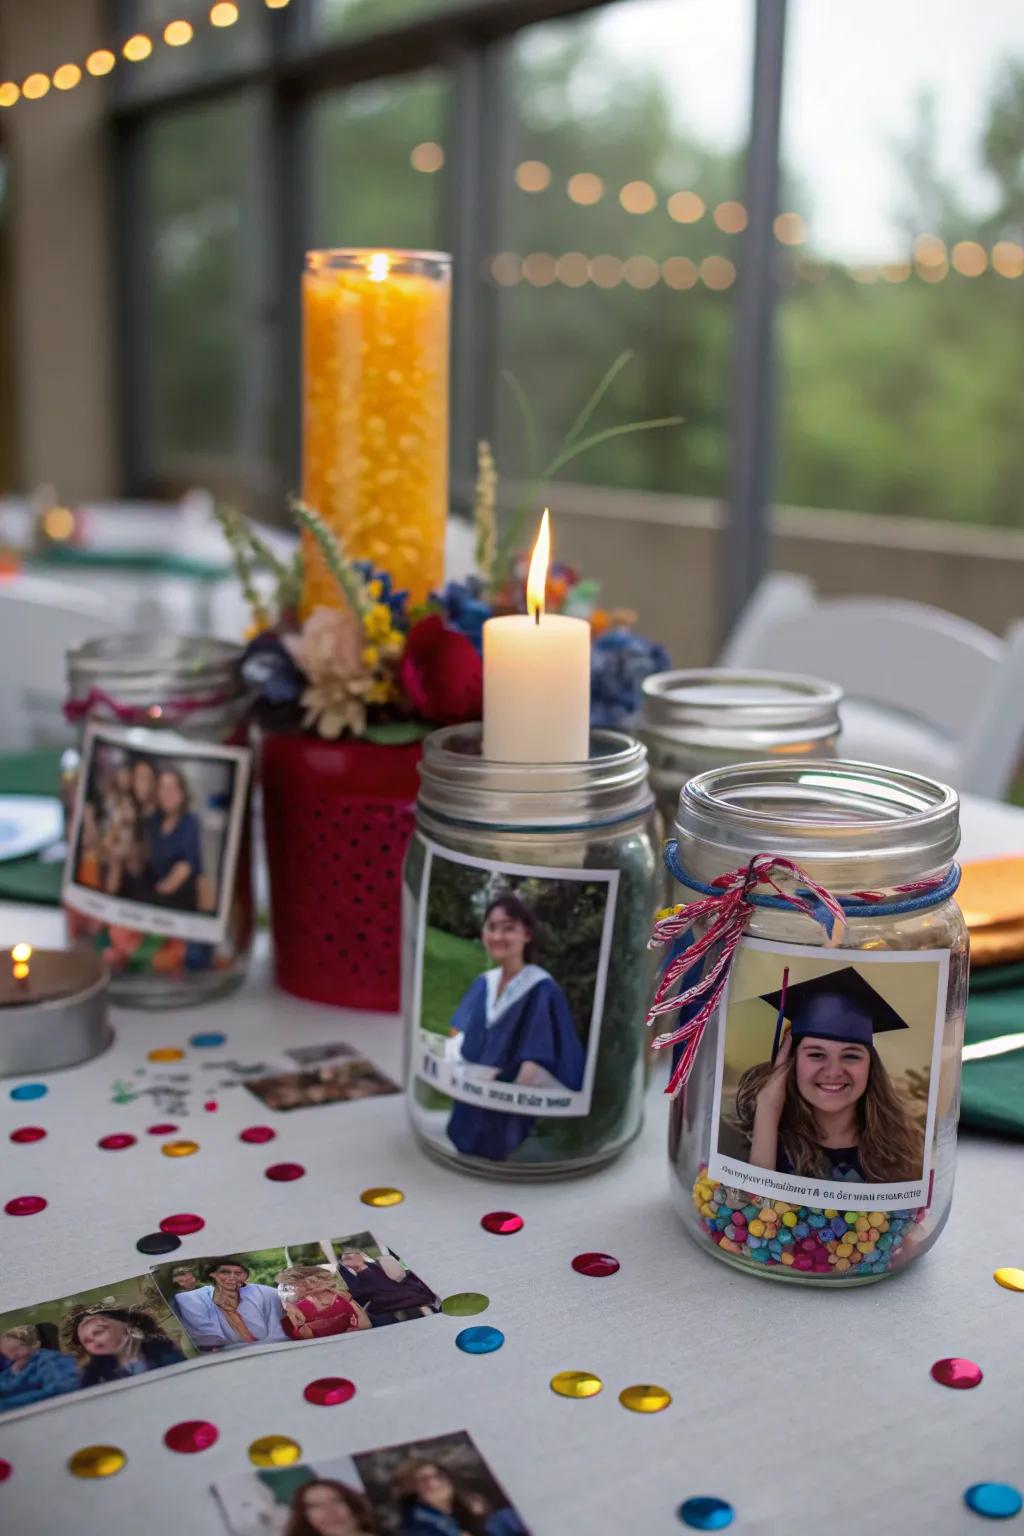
left=446, top=972, right=585, bottom=1161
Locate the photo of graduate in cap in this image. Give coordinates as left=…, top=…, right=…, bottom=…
left=729, top=964, right=927, bottom=1184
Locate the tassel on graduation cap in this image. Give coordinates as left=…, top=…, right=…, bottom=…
left=770, top=966, right=790, bottom=1065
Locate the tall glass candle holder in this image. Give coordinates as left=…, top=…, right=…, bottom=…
left=302, top=249, right=451, bottom=609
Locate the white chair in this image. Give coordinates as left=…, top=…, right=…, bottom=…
left=0, top=575, right=120, bottom=752
left=719, top=573, right=1024, bottom=799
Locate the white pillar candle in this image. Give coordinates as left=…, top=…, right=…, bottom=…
left=481, top=511, right=592, bottom=762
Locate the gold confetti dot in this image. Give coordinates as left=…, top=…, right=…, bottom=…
left=148, top=1048, right=184, bottom=1062
left=551, top=1370, right=603, bottom=1399
left=68, top=1445, right=126, bottom=1478
left=248, top=1435, right=302, bottom=1468
left=161, top=1139, right=199, bottom=1158
left=994, top=1266, right=1024, bottom=1292
left=360, top=1186, right=404, bottom=1208
left=618, top=1383, right=672, bottom=1413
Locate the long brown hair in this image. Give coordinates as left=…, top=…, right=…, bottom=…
left=285, top=1479, right=377, bottom=1536
left=733, top=1043, right=924, bottom=1181
left=393, top=1460, right=486, bottom=1536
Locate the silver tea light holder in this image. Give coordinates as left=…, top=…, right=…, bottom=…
left=0, top=944, right=112, bottom=1077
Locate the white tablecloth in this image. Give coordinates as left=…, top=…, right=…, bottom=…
left=2, top=793, right=1023, bottom=1536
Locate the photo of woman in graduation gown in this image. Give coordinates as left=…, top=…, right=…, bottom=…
left=444, top=894, right=586, bottom=1162
left=733, top=966, right=925, bottom=1184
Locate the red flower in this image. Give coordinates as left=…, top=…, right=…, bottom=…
left=398, top=614, right=483, bottom=724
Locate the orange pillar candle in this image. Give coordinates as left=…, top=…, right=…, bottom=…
left=301, top=249, right=451, bottom=610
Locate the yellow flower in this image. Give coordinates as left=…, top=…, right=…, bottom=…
left=361, top=645, right=380, bottom=669
left=362, top=603, right=394, bottom=643
left=368, top=579, right=383, bottom=601
left=366, top=680, right=394, bottom=706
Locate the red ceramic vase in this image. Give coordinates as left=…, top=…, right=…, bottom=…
left=261, top=733, right=422, bottom=1012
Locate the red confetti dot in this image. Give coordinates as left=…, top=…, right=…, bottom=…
left=203, top=1101, right=218, bottom=1112
left=98, top=1133, right=137, bottom=1151
left=163, top=1420, right=219, bottom=1454
left=240, top=1125, right=276, bottom=1144
left=265, top=1162, right=305, bottom=1182
left=9, top=1126, right=46, bottom=1144
left=0, top=1457, right=10, bottom=1482
left=304, top=1377, right=356, bottom=1407
left=5, top=1196, right=46, bottom=1216
left=159, top=1213, right=205, bottom=1236
left=148, top=1123, right=178, bottom=1135
left=931, top=1357, right=984, bottom=1389
left=571, top=1251, right=621, bottom=1277
left=481, top=1210, right=523, bottom=1235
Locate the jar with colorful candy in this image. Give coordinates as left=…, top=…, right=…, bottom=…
left=660, top=760, right=967, bottom=1284
left=63, top=635, right=253, bottom=1008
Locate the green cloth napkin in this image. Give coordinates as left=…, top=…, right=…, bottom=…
left=962, top=962, right=1024, bottom=1138
left=32, top=547, right=228, bottom=580
left=0, top=749, right=64, bottom=905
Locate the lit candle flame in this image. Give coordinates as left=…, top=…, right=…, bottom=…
left=11, top=943, right=32, bottom=965
left=367, top=251, right=391, bottom=283
left=526, top=509, right=551, bottom=624
left=12, top=962, right=28, bottom=981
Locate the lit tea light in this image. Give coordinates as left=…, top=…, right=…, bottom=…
left=11, top=943, right=31, bottom=984
left=1, top=948, right=110, bottom=1077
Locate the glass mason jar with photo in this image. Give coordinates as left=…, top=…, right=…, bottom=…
left=64, top=635, right=253, bottom=1008
left=402, top=724, right=659, bottom=1178
left=665, top=760, right=967, bottom=1284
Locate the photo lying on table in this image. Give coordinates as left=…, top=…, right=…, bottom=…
left=63, top=721, right=251, bottom=945
left=409, top=842, right=619, bottom=1162
left=708, top=938, right=950, bottom=1209
left=244, top=1058, right=400, bottom=1112
left=0, top=1274, right=196, bottom=1419
left=213, top=1429, right=531, bottom=1536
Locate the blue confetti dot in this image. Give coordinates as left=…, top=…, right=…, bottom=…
left=964, top=1483, right=1023, bottom=1520
left=189, top=1032, right=226, bottom=1048
left=678, top=1497, right=734, bottom=1531
left=10, top=1083, right=47, bottom=1101
left=455, top=1325, right=504, bottom=1355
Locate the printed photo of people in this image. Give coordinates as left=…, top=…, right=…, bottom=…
left=710, top=942, right=947, bottom=1203
left=0, top=1275, right=194, bottom=1418
left=245, top=1058, right=399, bottom=1113
left=328, top=1234, right=441, bottom=1328
left=412, top=848, right=617, bottom=1163
left=213, top=1431, right=531, bottom=1536
left=64, top=722, right=250, bottom=945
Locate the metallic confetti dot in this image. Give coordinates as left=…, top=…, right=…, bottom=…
left=441, top=1293, right=490, bottom=1317
left=159, top=1212, right=205, bottom=1236
left=68, top=1445, right=126, bottom=1479
left=204, top=1101, right=218, bottom=1112
left=148, top=1048, right=184, bottom=1062
left=5, top=1195, right=46, bottom=1217
left=265, top=1162, right=305, bottom=1182
left=455, top=1325, right=504, bottom=1355
left=0, top=1457, right=10, bottom=1482
left=10, top=1082, right=47, bottom=1101
left=163, top=1420, right=219, bottom=1454
left=98, top=1133, right=137, bottom=1151
left=481, top=1210, right=523, bottom=1235
left=248, top=1435, right=302, bottom=1468
left=190, top=1031, right=226, bottom=1048
left=304, top=1377, right=356, bottom=1407
left=137, top=1231, right=181, bottom=1256
left=361, top=1186, right=404, bottom=1207
left=550, top=1370, right=603, bottom=1399
left=148, top=1123, right=178, bottom=1135
left=10, top=1126, right=46, bottom=1143
left=993, top=1267, right=1024, bottom=1293
left=240, top=1125, right=276, bottom=1144
left=964, top=1483, right=1023, bottom=1520
left=931, top=1357, right=984, bottom=1389
left=572, top=1251, right=620, bottom=1277
left=678, top=1496, right=735, bottom=1530
left=619, top=1383, right=672, bottom=1414
left=162, top=1139, right=199, bottom=1158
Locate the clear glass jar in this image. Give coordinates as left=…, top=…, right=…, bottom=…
left=667, top=760, right=967, bottom=1285
left=403, top=724, right=658, bottom=1178
left=64, top=635, right=253, bottom=1008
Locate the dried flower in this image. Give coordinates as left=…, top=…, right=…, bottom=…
left=284, top=607, right=375, bottom=739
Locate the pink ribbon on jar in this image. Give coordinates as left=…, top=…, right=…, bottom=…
left=64, top=687, right=236, bottom=727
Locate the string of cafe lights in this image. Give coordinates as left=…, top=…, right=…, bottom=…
left=0, top=0, right=289, bottom=107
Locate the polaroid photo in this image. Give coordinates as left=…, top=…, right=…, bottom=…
left=63, top=721, right=251, bottom=945
left=707, top=937, right=950, bottom=1210
left=409, top=842, right=619, bottom=1163
left=243, top=1058, right=400, bottom=1113
left=213, top=1429, right=531, bottom=1536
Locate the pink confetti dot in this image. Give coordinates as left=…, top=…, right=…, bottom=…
left=571, top=1252, right=621, bottom=1277
left=159, top=1213, right=205, bottom=1236
left=304, top=1377, right=356, bottom=1406
left=240, top=1125, right=276, bottom=1144
left=9, top=1126, right=46, bottom=1144
left=265, top=1162, right=305, bottom=1182
left=147, top=1123, right=178, bottom=1135
left=931, top=1357, right=984, bottom=1389
left=0, top=1457, right=11, bottom=1482
left=5, top=1196, right=46, bottom=1216
left=163, top=1421, right=219, bottom=1454
left=98, top=1133, right=137, bottom=1151
left=203, top=1101, right=218, bottom=1112
left=480, top=1211, right=524, bottom=1235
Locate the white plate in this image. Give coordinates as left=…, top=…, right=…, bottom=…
left=0, top=796, right=63, bottom=862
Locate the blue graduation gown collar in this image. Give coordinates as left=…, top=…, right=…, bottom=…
left=483, top=964, right=552, bottom=1025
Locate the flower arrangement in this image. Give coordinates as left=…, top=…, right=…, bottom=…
left=218, top=353, right=676, bottom=742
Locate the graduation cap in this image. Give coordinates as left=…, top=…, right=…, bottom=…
left=762, top=965, right=910, bottom=1060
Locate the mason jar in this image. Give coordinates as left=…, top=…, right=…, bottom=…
left=64, top=635, right=253, bottom=1008
left=667, top=760, right=967, bottom=1284
left=402, top=723, right=659, bottom=1178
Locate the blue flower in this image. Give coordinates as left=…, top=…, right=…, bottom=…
left=433, top=577, right=493, bottom=653
left=590, top=629, right=671, bottom=729
left=352, top=561, right=410, bottom=624
left=242, top=632, right=305, bottom=708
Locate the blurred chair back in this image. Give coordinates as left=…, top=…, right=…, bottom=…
left=0, top=575, right=120, bottom=751
left=720, top=573, right=1024, bottom=798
